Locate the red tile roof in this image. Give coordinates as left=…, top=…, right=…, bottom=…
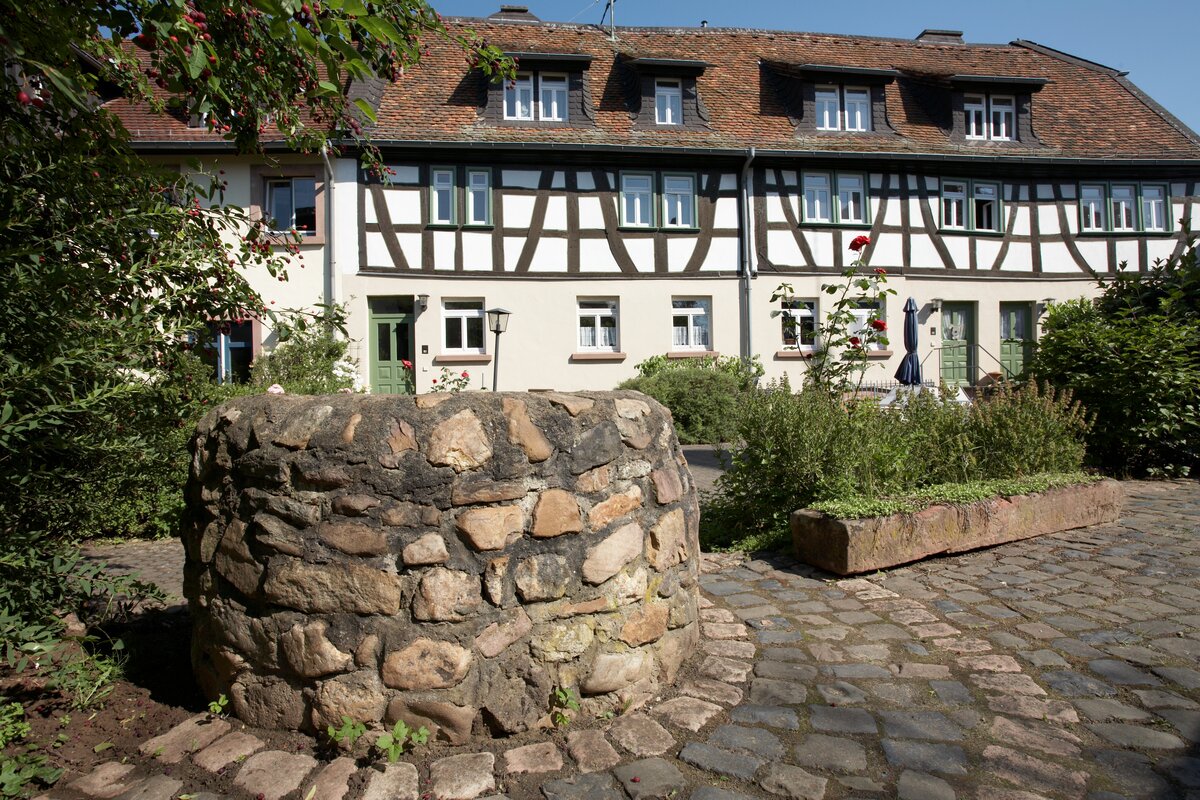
left=112, top=18, right=1200, bottom=161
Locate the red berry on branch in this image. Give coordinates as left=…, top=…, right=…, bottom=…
left=17, top=90, right=30, bottom=105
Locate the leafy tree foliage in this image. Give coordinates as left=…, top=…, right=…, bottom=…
left=1030, top=235, right=1200, bottom=476
left=0, top=0, right=511, bottom=738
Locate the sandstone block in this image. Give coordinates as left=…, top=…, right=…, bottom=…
left=230, top=674, right=307, bottom=730
left=427, top=410, right=492, bottom=472
left=280, top=620, right=353, bottom=678
left=139, top=713, right=230, bottom=763
left=310, top=671, right=387, bottom=731
left=428, top=753, right=495, bottom=800
left=413, top=568, right=483, bottom=622
left=576, top=465, right=611, bottom=493
left=318, top=522, right=387, bottom=556
left=582, top=650, right=654, bottom=695
left=475, top=608, right=534, bottom=658
left=263, top=558, right=402, bottom=615
left=234, top=751, right=319, bottom=800
left=387, top=699, right=476, bottom=745
left=273, top=404, right=332, bottom=449
left=582, top=523, right=644, bottom=585
left=588, top=486, right=643, bottom=529
left=401, top=533, right=449, bottom=566
left=571, top=421, right=623, bottom=474
left=532, top=489, right=583, bottom=538
left=380, top=501, right=439, bottom=527
left=378, top=418, right=417, bottom=468
left=483, top=556, right=512, bottom=605
left=251, top=512, right=305, bottom=557
left=567, top=729, right=622, bottom=773
left=531, top=621, right=595, bottom=662
left=504, top=742, right=562, bottom=775
left=621, top=603, right=669, bottom=646
left=382, top=639, right=472, bottom=690
left=331, top=494, right=379, bottom=516
left=193, top=731, right=265, bottom=773
left=360, top=762, right=418, bottom=800
left=303, top=758, right=357, bottom=800
left=452, top=479, right=525, bottom=505
left=648, top=508, right=688, bottom=570
left=455, top=505, right=524, bottom=551
left=515, top=554, right=571, bottom=602
left=341, top=412, right=362, bottom=443
left=415, top=393, right=453, bottom=408
left=503, top=397, right=553, bottom=462
left=651, top=469, right=684, bottom=505
left=545, top=392, right=595, bottom=416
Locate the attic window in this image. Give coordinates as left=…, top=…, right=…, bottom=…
left=950, top=75, right=1047, bottom=145
left=484, top=52, right=594, bottom=128
left=772, top=64, right=898, bottom=137
left=625, top=57, right=712, bottom=131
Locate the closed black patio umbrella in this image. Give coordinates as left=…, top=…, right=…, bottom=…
left=894, top=297, right=922, bottom=386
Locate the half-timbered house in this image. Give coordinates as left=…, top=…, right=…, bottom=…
left=115, top=6, right=1200, bottom=393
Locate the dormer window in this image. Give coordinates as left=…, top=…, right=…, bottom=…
left=655, top=79, right=683, bottom=125
left=769, top=63, right=898, bottom=137
left=624, top=57, right=712, bottom=131
left=486, top=52, right=594, bottom=128
left=951, top=75, right=1046, bottom=145
left=964, top=94, right=1014, bottom=141
left=815, top=85, right=872, bottom=132
left=505, top=73, right=569, bottom=122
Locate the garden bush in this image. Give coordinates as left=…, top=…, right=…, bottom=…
left=619, top=367, right=742, bottom=444
left=702, top=379, right=1091, bottom=551
left=1030, top=299, right=1200, bottom=477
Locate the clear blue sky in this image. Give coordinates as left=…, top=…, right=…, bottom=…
left=435, top=0, right=1200, bottom=135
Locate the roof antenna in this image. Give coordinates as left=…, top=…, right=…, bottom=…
left=600, top=0, right=616, bottom=42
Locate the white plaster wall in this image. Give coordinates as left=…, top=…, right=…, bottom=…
left=461, top=233, right=492, bottom=272
left=667, top=237, right=697, bottom=271
left=543, top=195, right=568, bottom=231
left=578, top=196, right=605, bottom=230
left=529, top=238, right=568, bottom=272
left=703, top=237, right=739, bottom=272
left=340, top=275, right=742, bottom=392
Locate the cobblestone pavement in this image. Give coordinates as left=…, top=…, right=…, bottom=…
left=62, top=480, right=1200, bottom=800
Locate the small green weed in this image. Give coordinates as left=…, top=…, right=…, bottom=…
left=326, top=715, right=367, bottom=750
left=374, top=719, right=429, bottom=763
left=550, top=686, right=580, bottom=728
left=206, top=694, right=229, bottom=717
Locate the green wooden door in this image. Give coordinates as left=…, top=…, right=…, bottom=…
left=369, top=297, right=415, bottom=395
left=940, top=302, right=975, bottom=386
left=999, top=302, right=1034, bottom=379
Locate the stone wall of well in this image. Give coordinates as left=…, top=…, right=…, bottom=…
left=183, top=390, right=700, bottom=741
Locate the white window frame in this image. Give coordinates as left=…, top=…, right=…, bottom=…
left=577, top=299, right=619, bottom=352
left=989, top=95, right=1015, bottom=141
left=466, top=169, right=491, bottom=226
left=655, top=79, right=683, bottom=126
left=671, top=298, right=711, bottom=351
left=815, top=85, right=840, bottom=131
left=1110, top=184, right=1137, bottom=232
left=430, top=168, right=455, bottom=225
left=803, top=172, right=832, bottom=223
left=620, top=172, right=654, bottom=227
left=504, top=72, right=535, bottom=121
left=662, top=174, right=696, bottom=228
left=837, top=173, right=867, bottom=224
left=1142, top=185, right=1167, bottom=232
left=843, top=87, right=871, bottom=132
left=781, top=299, right=818, bottom=352
left=538, top=73, right=568, bottom=122
left=941, top=180, right=967, bottom=230
left=973, top=182, right=1000, bottom=232
left=964, top=95, right=987, bottom=140
left=849, top=301, right=886, bottom=351
left=442, top=300, right=486, bottom=355
left=1080, top=184, right=1107, bottom=232
left=265, top=176, right=317, bottom=236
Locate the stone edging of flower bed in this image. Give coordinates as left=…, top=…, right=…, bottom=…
left=790, top=479, right=1124, bottom=576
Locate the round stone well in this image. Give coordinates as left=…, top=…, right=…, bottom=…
left=183, top=390, right=700, bottom=741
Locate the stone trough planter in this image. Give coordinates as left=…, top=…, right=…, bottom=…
left=183, top=390, right=699, bottom=741
left=790, top=479, right=1123, bottom=576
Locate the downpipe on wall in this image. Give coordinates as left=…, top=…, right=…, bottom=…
left=739, top=147, right=756, bottom=369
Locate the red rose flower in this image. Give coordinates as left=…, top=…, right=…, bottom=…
left=461, top=371, right=469, bottom=378
left=401, top=359, right=412, bottom=369
left=874, top=267, right=887, bottom=275
left=849, top=235, right=871, bottom=252
left=849, top=336, right=862, bottom=347
left=870, top=319, right=887, bottom=332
